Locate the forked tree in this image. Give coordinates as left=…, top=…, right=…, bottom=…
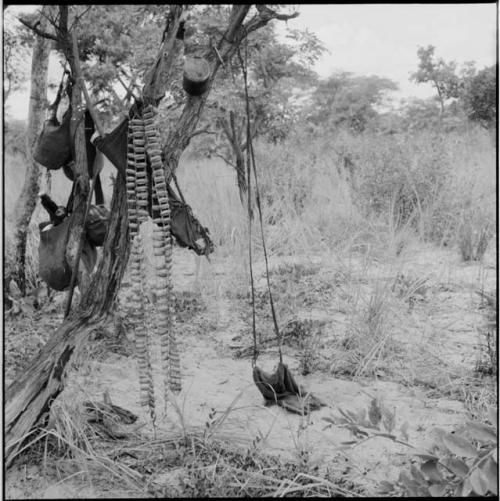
left=5, top=4, right=298, bottom=468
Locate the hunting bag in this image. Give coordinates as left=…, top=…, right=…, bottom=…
left=34, top=110, right=72, bottom=170
left=85, top=204, right=111, bottom=247
left=39, top=214, right=97, bottom=291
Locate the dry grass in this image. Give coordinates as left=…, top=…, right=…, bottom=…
left=10, top=388, right=362, bottom=498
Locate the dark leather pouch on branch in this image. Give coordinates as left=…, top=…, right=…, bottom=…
left=39, top=214, right=98, bottom=290
left=93, top=103, right=146, bottom=177
left=167, top=199, right=213, bottom=256
left=85, top=204, right=110, bottom=247
left=93, top=117, right=128, bottom=176
left=38, top=216, right=73, bottom=291
left=34, top=110, right=72, bottom=170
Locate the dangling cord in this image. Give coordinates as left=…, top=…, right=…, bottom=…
left=247, top=123, right=258, bottom=368
left=238, top=42, right=283, bottom=365
left=241, top=54, right=258, bottom=367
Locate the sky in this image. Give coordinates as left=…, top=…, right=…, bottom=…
left=4, top=3, right=498, bottom=120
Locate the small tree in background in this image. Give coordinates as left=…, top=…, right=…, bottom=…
left=410, top=45, right=460, bottom=118
left=3, top=11, right=33, bottom=104
left=307, top=73, right=398, bottom=133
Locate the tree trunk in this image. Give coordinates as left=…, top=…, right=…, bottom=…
left=10, top=8, right=51, bottom=295
left=5, top=178, right=129, bottom=466
left=220, top=111, right=248, bottom=206
left=5, top=4, right=298, bottom=469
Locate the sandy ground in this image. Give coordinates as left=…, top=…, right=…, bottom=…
left=5, top=242, right=496, bottom=498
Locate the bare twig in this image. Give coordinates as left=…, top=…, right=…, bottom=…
left=213, top=151, right=235, bottom=168
left=69, top=6, right=92, bottom=33
left=38, top=7, right=60, bottom=32
left=116, top=73, right=140, bottom=102
left=188, top=127, right=214, bottom=140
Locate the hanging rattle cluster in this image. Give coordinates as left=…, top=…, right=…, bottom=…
left=124, top=103, right=182, bottom=422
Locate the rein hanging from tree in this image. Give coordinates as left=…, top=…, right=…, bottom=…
left=238, top=42, right=283, bottom=367
left=238, top=41, right=325, bottom=415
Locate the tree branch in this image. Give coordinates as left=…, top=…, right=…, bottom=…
left=143, top=5, right=184, bottom=102
left=188, top=127, right=214, bottom=140
left=213, top=151, right=235, bottom=168
left=255, top=4, right=300, bottom=21
left=18, top=17, right=58, bottom=41
left=244, top=5, right=299, bottom=37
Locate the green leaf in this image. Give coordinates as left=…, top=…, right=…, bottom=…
left=337, top=407, right=356, bottom=423
left=431, top=426, right=448, bottom=445
left=428, top=483, right=446, bottom=497
left=347, top=424, right=369, bottom=438
left=410, top=464, right=427, bottom=485
left=465, top=421, right=497, bottom=444
left=399, top=471, right=420, bottom=491
left=413, top=450, right=439, bottom=462
left=368, top=398, right=382, bottom=426
left=345, top=409, right=360, bottom=423
left=442, top=433, right=478, bottom=458
left=358, top=408, right=366, bottom=422
left=421, top=460, right=443, bottom=482
left=356, top=407, right=367, bottom=424
left=480, top=457, right=498, bottom=495
left=469, top=467, right=489, bottom=496
left=321, top=416, right=337, bottom=425
left=442, top=457, right=469, bottom=478
left=382, top=406, right=396, bottom=433
left=378, top=480, right=394, bottom=493
left=461, top=477, right=473, bottom=496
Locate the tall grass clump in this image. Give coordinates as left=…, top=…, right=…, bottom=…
left=253, top=132, right=363, bottom=255
left=331, top=275, right=402, bottom=378
left=327, top=125, right=495, bottom=251
left=344, top=130, right=450, bottom=237
left=457, top=205, right=494, bottom=262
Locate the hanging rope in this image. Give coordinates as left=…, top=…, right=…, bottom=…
left=237, top=44, right=283, bottom=365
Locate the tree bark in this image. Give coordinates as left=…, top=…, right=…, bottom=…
left=10, top=7, right=51, bottom=295
left=5, top=4, right=298, bottom=469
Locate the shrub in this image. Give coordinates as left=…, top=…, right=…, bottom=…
left=324, top=399, right=498, bottom=497
left=457, top=205, right=493, bottom=262
left=394, top=413, right=498, bottom=497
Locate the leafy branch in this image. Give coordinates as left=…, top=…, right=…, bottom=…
left=323, top=398, right=498, bottom=497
